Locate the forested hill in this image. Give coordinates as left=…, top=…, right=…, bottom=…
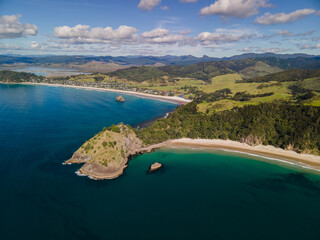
left=107, top=57, right=320, bottom=82
left=136, top=101, right=320, bottom=155
left=1, top=53, right=318, bottom=67
left=0, top=70, right=45, bottom=83
left=244, top=68, right=320, bottom=83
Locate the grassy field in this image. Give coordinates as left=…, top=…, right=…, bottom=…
left=130, top=77, right=206, bottom=92
left=195, top=73, right=293, bottom=113
left=301, top=77, right=320, bottom=91
left=64, top=72, right=319, bottom=113
left=198, top=73, right=290, bottom=95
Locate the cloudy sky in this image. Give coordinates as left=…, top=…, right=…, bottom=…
left=0, top=0, right=319, bottom=57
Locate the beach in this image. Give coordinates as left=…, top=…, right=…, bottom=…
left=81, top=138, right=320, bottom=180
left=0, top=82, right=191, bottom=105
left=162, top=138, right=320, bottom=172
left=3, top=82, right=320, bottom=174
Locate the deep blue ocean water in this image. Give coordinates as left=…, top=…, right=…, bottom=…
left=1, top=84, right=320, bottom=240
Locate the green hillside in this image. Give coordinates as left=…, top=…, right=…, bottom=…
left=136, top=102, right=320, bottom=155
left=107, top=57, right=320, bottom=83
left=0, top=70, right=45, bottom=83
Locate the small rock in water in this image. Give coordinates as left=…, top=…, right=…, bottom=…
left=116, top=96, right=125, bottom=102
left=148, top=162, right=162, bottom=173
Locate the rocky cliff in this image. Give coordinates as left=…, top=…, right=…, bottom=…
left=65, top=124, right=144, bottom=179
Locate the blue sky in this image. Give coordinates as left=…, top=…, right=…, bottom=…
left=0, top=0, right=319, bottom=57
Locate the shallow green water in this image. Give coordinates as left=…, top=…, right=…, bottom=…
left=1, top=84, right=320, bottom=240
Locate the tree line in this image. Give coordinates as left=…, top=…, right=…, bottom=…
left=135, top=101, right=320, bottom=155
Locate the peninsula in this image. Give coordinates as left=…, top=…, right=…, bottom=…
left=66, top=100, right=320, bottom=180
left=1, top=58, right=320, bottom=179
left=65, top=123, right=168, bottom=179
left=66, top=123, right=320, bottom=180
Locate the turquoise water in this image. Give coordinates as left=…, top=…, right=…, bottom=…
left=1, top=84, right=320, bottom=240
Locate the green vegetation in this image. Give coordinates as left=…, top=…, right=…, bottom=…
left=102, top=141, right=108, bottom=148
left=108, top=66, right=168, bottom=82
left=136, top=101, right=320, bottom=155
left=85, top=143, right=93, bottom=151
left=108, top=59, right=282, bottom=82
left=0, top=70, right=45, bottom=83
left=243, top=69, right=320, bottom=83
left=108, top=124, right=121, bottom=133
left=107, top=57, right=320, bottom=83
left=232, top=92, right=274, bottom=101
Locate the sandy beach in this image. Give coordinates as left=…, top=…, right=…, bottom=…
left=162, top=138, right=320, bottom=172
left=3, top=81, right=320, bottom=175
left=82, top=138, right=320, bottom=180
left=1, top=82, right=191, bottom=104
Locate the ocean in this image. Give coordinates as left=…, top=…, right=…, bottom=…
left=1, top=84, right=320, bottom=240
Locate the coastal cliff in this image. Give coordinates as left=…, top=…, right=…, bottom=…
left=65, top=124, right=144, bottom=179
left=65, top=101, right=320, bottom=180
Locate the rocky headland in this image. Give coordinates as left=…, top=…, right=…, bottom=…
left=65, top=123, right=167, bottom=180
left=66, top=130, right=320, bottom=180
left=65, top=124, right=143, bottom=179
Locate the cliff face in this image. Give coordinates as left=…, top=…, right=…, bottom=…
left=65, top=124, right=143, bottom=179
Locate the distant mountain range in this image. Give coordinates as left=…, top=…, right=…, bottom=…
left=1, top=53, right=319, bottom=67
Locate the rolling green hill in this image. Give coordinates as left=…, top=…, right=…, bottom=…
left=107, top=57, right=320, bottom=83
left=244, top=69, right=320, bottom=83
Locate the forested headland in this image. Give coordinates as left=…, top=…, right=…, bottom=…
left=136, top=101, right=320, bottom=155
left=0, top=70, right=45, bottom=83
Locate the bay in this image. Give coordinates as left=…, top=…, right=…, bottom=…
left=0, top=84, right=320, bottom=240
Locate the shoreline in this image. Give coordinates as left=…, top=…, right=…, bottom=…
left=162, top=139, right=320, bottom=172
left=0, top=82, right=191, bottom=105
left=72, top=138, right=320, bottom=180
left=4, top=82, right=318, bottom=176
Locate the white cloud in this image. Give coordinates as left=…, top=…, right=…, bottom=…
left=200, top=0, right=271, bottom=18
left=141, top=28, right=169, bottom=38
left=262, top=30, right=316, bottom=39
left=239, top=46, right=291, bottom=53
left=138, top=0, right=161, bottom=11
left=160, top=6, right=169, bottom=10
left=145, top=34, right=185, bottom=44
left=54, top=24, right=138, bottom=44
left=0, top=14, right=38, bottom=39
left=180, top=30, right=191, bottom=35
left=179, top=0, right=198, bottom=3
left=317, top=11, right=320, bottom=16
left=53, top=25, right=193, bottom=46
left=30, top=41, right=40, bottom=49
left=260, top=47, right=291, bottom=53
left=276, top=30, right=315, bottom=37
left=142, top=28, right=187, bottom=44
left=198, top=28, right=257, bottom=45
left=255, top=9, right=316, bottom=25
left=239, top=46, right=259, bottom=52
left=0, top=42, right=23, bottom=50
left=299, top=43, right=320, bottom=50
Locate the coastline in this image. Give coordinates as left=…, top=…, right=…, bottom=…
left=162, top=139, right=320, bottom=172
left=0, top=82, right=191, bottom=105
left=71, top=138, right=320, bottom=180
left=3, top=82, right=319, bottom=176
